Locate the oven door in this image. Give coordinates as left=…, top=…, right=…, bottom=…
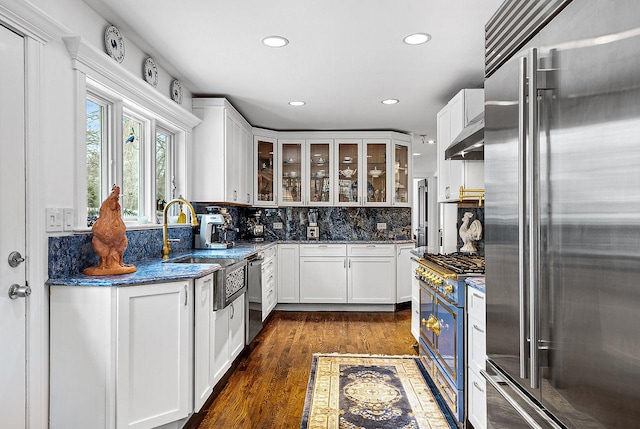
left=434, top=297, right=464, bottom=389
left=419, top=282, right=436, bottom=351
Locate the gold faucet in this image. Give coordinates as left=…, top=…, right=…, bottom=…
left=162, top=198, right=198, bottom=259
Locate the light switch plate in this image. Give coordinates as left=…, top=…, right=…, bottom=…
left=376, top=222, right=387, bottom=231
left=63, top=208, right=74, bottom=231
left=273, top=222, right=283, bottom=230
left=46, top=208, right=63, bottom=232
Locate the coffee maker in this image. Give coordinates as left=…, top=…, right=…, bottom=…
left=195, top=207, right=234, bottom=249
left=246, top=210, right=264, bottom=242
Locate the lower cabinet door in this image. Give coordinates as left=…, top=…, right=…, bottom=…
left=299, top=256, right=347, bottom=303
left=117, top=282, right=191, bottom=429
left=229, top=294, right=245, bottom=360
left=194, top=275, right=214, bottom=412
left=348, top=257, right=395, bottom=303
left=212, top=305, right=230, bottom=386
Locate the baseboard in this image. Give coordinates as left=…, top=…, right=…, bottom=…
left=275, top=303, right=396, bottom=312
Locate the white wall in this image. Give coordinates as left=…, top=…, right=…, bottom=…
left=0, top=1, right=196, bottom=427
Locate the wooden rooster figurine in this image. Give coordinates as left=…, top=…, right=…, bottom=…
left=459, top=211, right=483, bottom=253
left=83, top=185, right=136, bottom=275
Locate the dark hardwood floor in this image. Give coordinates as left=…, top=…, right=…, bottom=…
left=197, top=309, right=417, bottom=429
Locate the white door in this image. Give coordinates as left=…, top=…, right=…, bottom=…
left=0, top=24, right=27, bottom=429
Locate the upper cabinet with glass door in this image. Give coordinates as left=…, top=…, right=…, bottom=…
left=306, top=139, right=333, bottom=205
left=335, top=140, right=362, bottom=206
left=254, top=136, right=277, bottom=207
left=278, top=140, right=304, bottom=206
left=393, top=140, right=411, bottom=206
left=364, top=139, right=391, bottom=206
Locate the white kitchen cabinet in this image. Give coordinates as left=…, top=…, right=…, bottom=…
left=194, top=274, right=214, bottom=412
left=363, top=139, right=391, bottom=206
left=211, top=293, right=245, bottom=387
left=467, top=284, right=487, bottom=429
left=392, top=139, right=411, bottom=207
left=395, top=243, right=414, bottom=303
left=277, top=244, right=300, bottom=303
left=306, top=139, right=334, bottom=205
left=261, top=245, right=277, bottom=320
left=437, top=89, right=484, bottom=202
left=346, top=244, right=395, bottom=304
left=191, top=98, right=252, bottom=204
left=254, top=135, right=278, bottom=206
left=335, top=139, right=363, bottom=206
left=300, top=256, right=348, bottom=303
left=116, top=282, right=192, bottom=429
left=50, top=282, right=194, bottom=429
left=278, top=139, right=305, bottom=206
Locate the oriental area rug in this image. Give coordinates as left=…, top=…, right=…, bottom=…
left=300, top=354, right=455, bottom=429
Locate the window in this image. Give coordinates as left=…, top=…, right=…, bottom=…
left=155, top=128, right=175, bottom=220
left=84, top=93, right=177, bottom=226
left=85, top=96, right=109, bottom=227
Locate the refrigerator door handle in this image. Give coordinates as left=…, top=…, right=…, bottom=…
left=528, top=47, right=541, bottom=390
left=518, top=54, right=529, bottom=380
left=481, top=369, right=545, bottom=429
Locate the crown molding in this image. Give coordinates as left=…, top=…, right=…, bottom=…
left=63, top=35, right=201, bottom=130
left=0, top=0, right=69, bottom=43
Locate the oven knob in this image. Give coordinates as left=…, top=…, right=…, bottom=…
left=444, top=284, right=454, bottom=294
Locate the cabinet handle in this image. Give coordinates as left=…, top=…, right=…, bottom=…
left=366, top=244, right=376, bottom=248
left=473, top=324, right=485, bottom=334
left=318, top=245, right=328, bottom=248
left=472, top=292, right=485, bottom=300
left=247, top=193, right=250, bottom=203
left=184, top=285, right=188, bottom=306
left=344, top=260, right=346, bottom=268
left=230, top=302, right=234, bottom=319
left=348, top=260, right=351, bottom=268
left=233, top=190, right=238, bottom=201
left=473, top=381, right=485, bottom=393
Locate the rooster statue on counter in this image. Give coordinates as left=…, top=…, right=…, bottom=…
left=83, top=185, right=136, bottom=275
left=459, top=211, right=483, bottom=253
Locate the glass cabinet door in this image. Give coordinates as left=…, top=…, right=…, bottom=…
left=279, top=140, right=304, bottom=205
left=335, top=140, right=362, bottom=206
left=307, top=140, right=332, bottom=205
left=255, top=137, right=276, bottom=206
left=394, top=142, right=409, bottom=204
left=364, top=139, right=390, bottom=205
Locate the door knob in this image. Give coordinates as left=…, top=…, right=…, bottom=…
left=8, top=251, right=25, bottom=267
left=8, top=284, right=31, bottom=299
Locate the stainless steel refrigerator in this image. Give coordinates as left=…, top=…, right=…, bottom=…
left=484, top=0, right=640, bottom=427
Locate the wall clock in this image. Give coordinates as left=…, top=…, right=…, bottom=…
left=104, top=25, right=125, bottom=63
left=143, top=57, right=158, bottom=87
left=171, top=79, right=183, bottom=104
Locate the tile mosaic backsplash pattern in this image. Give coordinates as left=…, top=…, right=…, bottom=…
left=48, top=206, right=411, bottom=279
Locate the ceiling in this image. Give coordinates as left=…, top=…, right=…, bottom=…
left=84, top=0, right=502, bottom=143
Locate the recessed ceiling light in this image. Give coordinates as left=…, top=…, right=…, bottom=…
left=403, top=33, right=431, bottom=45
left=289, top=101, right=306, bottom=106
left=427, top=139, right=435, bottom=144
left=381, top=99, right=399, bottom=105
left=413, top=152, right=421, bottom=156
left=262, top=36, right=289, bottom=48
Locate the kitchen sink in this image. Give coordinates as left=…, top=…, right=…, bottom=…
left=169, top=256, right=243, bottom=267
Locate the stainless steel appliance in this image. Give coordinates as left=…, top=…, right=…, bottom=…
left=246, top=210, right=264, bottom=242
left=172, top=256, right=246, bottom=310
left=246, top=253, right=263, bottom=344
left=195, top=207, right=234, bottom=249
left=415, top=253, right=485, bottom=424
left=484, top=1, right=640, bottom=427
left=415, top=177, right=438, bottom=249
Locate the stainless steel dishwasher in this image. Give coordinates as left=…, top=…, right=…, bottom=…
left=246, top=253, right=263, bottom=344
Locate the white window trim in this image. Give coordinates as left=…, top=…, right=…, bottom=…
left=65, top=35, right=201, bottom=230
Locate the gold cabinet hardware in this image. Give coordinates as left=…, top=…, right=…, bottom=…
left=425, top=314, right=441, bottom=336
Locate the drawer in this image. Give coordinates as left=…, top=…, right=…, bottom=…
left=468, top=369, right=487, bottom=429
left=434, top=363, right=457, bottom=416
left=262, top=246, right=276, bottom=259
left=299, top=244, right=346, bottom=257
left=468, top=314, right=486, bottom=374
left=467, top=286, right=486, bottom=322
left=347, top=244, right=395, bottom=257
left=262, top=257, right=276, bottom=272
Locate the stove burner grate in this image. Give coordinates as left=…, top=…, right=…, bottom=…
left=421, top=253, right=485, bottom=275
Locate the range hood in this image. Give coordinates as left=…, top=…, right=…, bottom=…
left=445, top=113, right=484, bottom=160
